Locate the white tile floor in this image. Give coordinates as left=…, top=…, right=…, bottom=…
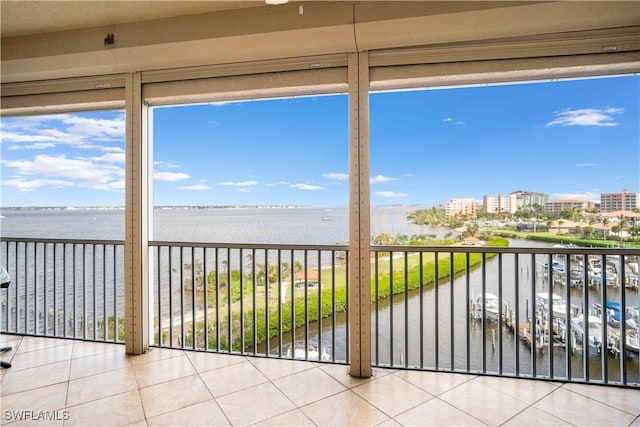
left=1, top=335, right=639, bottom=426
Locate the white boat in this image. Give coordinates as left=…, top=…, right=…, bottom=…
left=470, top=293, right=500, bottom=322
left=570, top=315, right=603, bottom=353
left=536, top=292, right=568, bottom=319
left=286, top=341, right=331, bottom=361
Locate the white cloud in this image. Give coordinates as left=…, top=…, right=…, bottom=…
left=154, top=172, right=191, bottom=182
left=323, top=172, right=349, bottom=181
left=374, top=191, right=408, bottom=198
left=219, top=180, right=258, bottom=187
left=1, top=112, right=125, bottom=151
left=545, top=107, right=623, bottom=127
left=370, top=175, right=397, bottom=184
left=91, top=152, right=125, bottom=163
left=291, top=183, right=325, bottom=191
left=179, top=184, right=212, bottom=191
left=237, top=188, right=251, bottom=193
left=403, top=173, right=414, bottom=177
left=443, top=117, right=466, bottom=125
left=4, top=155, right=121, bottom=183
left=7, top=143, right=55, bottom=151
left=4, top=178, right=74, bottom=192
left=154, top=160, right=179, bottom=169
left=576, top=163, right=597, bottom=168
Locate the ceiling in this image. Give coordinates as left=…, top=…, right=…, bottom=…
left=0, top=1, right=270, bottom=38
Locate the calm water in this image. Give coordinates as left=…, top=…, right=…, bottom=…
left=0, top=205, right=443, bottom=244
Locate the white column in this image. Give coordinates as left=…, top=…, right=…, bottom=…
left=348, top=51, right=372, bottom=378
left=124, top=72, right=151, bottom=354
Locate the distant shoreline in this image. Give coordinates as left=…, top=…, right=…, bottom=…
left=0, top=204, right=431, bottom=212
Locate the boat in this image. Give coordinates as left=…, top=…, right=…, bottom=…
left=470, top=293, right=500, bottom=322
left=536, top=292, right=568, bottom=319
left=570, top=314, right=603, bottom=354
left=593, top=302, right=634, bottom=328
left=543, top=261, right=566, bottom=274
left=285, top=341, right=331, bottom=361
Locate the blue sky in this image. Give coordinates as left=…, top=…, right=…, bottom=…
left=1, top=75, right=638, bottom=207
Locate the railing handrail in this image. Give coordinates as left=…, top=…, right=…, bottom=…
left=0, top=237, right=124, bottom=245
left=371, top=244, right=640, bottom=255
left=150, top=240, right=349, bottom=251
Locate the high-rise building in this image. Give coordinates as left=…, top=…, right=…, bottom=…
left=483, top=193, right=517, bottom=214
left=600, top=189, right=640, bottom=212
left=445, top=198, right=477, bottom=217
left=509, top=190, right=549, bottom=210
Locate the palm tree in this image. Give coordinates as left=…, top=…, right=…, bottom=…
left=617, top=214, right=628, bottom=243
left=602, top=217, right=609, bottom=241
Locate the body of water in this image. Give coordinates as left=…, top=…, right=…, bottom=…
left=0, top=205, right=444, bottom=244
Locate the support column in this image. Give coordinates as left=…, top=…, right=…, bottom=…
left=124, top=72, right=151, bottom=354
left=348, top=51, right=372, bottom=378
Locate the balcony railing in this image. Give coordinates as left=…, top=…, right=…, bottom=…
left=1, top=237, right=639, bottom=387
left=1, top=238, right=125, bottom=343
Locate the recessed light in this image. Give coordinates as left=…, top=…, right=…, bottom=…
left=265, top=0, right=289, bottom=5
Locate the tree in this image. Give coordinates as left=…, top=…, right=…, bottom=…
left=602, top=217, right=609, bottom=241
left=373, top=233, right=396, bottom=245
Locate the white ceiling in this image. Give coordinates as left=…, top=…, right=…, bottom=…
left=0, top=1, right=268, bottom=38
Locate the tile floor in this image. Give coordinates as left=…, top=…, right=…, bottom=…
left=1, top=335, right=639, bottom=426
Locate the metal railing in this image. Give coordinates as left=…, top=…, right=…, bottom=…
left=2, top=236, right=639, bottom=387
left=370, top=245, right=640, bottom=387
left=149, top=241, right=349, bottom=363
left=1, top=238, right=125, bottom=343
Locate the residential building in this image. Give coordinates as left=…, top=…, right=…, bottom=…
left=445, top=198, right=477, bottom=217
left=483, top=192, right=517, bottom=214
left=544, top=199, right=596, bottom=214
left=601, top=189, right=640, bottom=212
left=509, top=190, right=549, bottom=210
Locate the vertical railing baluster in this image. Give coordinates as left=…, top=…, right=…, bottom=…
left=239, top=248, right=244, bottom=354
left=497, top=253, right=503, bottom=376
left=215, top=248, right=221, bottom=352
left=374, top=251, right=379, bottom=365
left=252, top=248, right=257, bottom=355
left=435, top=251, right=439, bottom=371
left=290, top=249, right=295, bottom=357
left=404, top=251, right=409, bottom=368
left=419, top=251, right=424, bottom=370
left=565, top=253, right=572, bottom=381
left=304, top=250, right=309, bottom=360
left=547, top=253, right=553, bottom=379
left=191, top=246, right=198, bottom=350
left=168, top=246, right=173, bottom=347
left=156, top=246, right=161, bottom=346
left=331, top=250, right=336, bottom=362
left=203, top=247, right=208, bottom=351
left=265, top=249, right=270, bottom=357
left=531, top=253, right=536, bottom=378
left=226, top=248, right=231, bottom=353
left=620, top=254, right=627, bottom=385
left=450, top=251, right=455, bottom=371
left=180, top=247, right=185, bottom=349
left=481, top=252, right=486, bottom=374
left=514, top=254, right=520, bottom=377
left=277, top=249, right=282, bottom=357
left=583, top=254, right=590, bottom=382
left=601, top=253, right=608, bottom=384
left=317, top=250, right=322, bottom=361
left=465, top=252, right=471, bottom=373
left=389, top=250, right=394, bottom=367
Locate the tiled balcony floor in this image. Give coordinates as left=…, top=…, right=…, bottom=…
left=1, top=335, right=639, bottom=426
